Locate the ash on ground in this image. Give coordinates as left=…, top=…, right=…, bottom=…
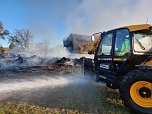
left=0, top=55, right=85, bottom=75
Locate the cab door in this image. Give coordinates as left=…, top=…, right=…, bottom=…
left=94, top=31, right=115, bottom=74
left=112, top=28, right=132, bottom=75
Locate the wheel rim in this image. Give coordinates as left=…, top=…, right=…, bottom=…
left=130, top=81, right=152, bottom=108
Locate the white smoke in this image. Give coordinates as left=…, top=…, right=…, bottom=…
left=23, top=0, right=152, bottom=55
left=0, top=77, right=69, bottom=94
left=9, top=42, right=70, bottom=59
left=25, top=43, right=70, bottom=58
left=0, top=75, right=91, bottom=94
left=66, top=0, right=152, bottom=34
left=0, top=42, right=70, bottom=69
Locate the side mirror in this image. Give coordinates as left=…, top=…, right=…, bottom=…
left=91, top=35, right=95, bottom=41
left=91, top=32, right=102, bottom=42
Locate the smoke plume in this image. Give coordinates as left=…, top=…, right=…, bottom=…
left=24, top=0, right=152, bottom=43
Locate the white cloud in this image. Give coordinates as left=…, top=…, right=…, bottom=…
left=66, top=0, right=152, bottom=34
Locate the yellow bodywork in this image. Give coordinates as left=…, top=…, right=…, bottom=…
left=80, top=37, right=101, bottom=54
left=80, top=42, right=91, bottom=54
left=80, top=24, right=152, bottom=54
left=112, top=24, right=152, bottom=32
left=144, top=58, right=152, bottom=66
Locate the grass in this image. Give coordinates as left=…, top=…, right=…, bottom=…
left=0, top=71, right=132, bottom=114
left=79, top=86, right=132, bottom=114
left=99, top=87, right=131, bottom=114
left=0, top=87, right=132, bottom=114
left=0, top=102, right=86, bottom=114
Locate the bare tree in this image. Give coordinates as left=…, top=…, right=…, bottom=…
left=0, top=21, right=3, bottom=29
left=8, top=29, right=32, bottom=50
left=0, top=21, right=9, bottom=39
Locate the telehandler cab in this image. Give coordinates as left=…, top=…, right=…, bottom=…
left=93, top=24, right=152, bottom=114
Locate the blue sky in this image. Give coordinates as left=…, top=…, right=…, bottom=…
left=0, top=0, right=27, bottom=31
left=0, top=0, right=82, bottom=47
left=0, top=0, right=152, bottom=47
left=0, top=0, right=27, bottom=47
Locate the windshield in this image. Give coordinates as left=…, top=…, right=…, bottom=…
left=133, top=30, right=152, bottom=53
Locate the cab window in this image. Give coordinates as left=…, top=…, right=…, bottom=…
left=97, top=32, right=114, bottom=56
left=114, top=29, right=131, bottom=56
left=133, top=30, right=152, bottom=52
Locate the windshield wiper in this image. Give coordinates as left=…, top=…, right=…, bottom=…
left=135, top=38, right=145, bottom=50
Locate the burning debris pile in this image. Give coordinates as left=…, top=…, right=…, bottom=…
left=0, top=23, right=90, bottom=75
left=45, top=57, right=84, bottom=74
left=0, top=54, right=84, bottom=75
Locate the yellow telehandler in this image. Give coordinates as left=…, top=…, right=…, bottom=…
left=93, top=24, right=152, bottom=114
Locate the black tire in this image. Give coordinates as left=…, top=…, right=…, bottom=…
left=120, top=70, right=152, bottom=114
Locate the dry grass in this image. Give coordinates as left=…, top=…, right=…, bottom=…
left=0, top=87, right=132, bottom=114
left=0, top=102, right=86, bottom=114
